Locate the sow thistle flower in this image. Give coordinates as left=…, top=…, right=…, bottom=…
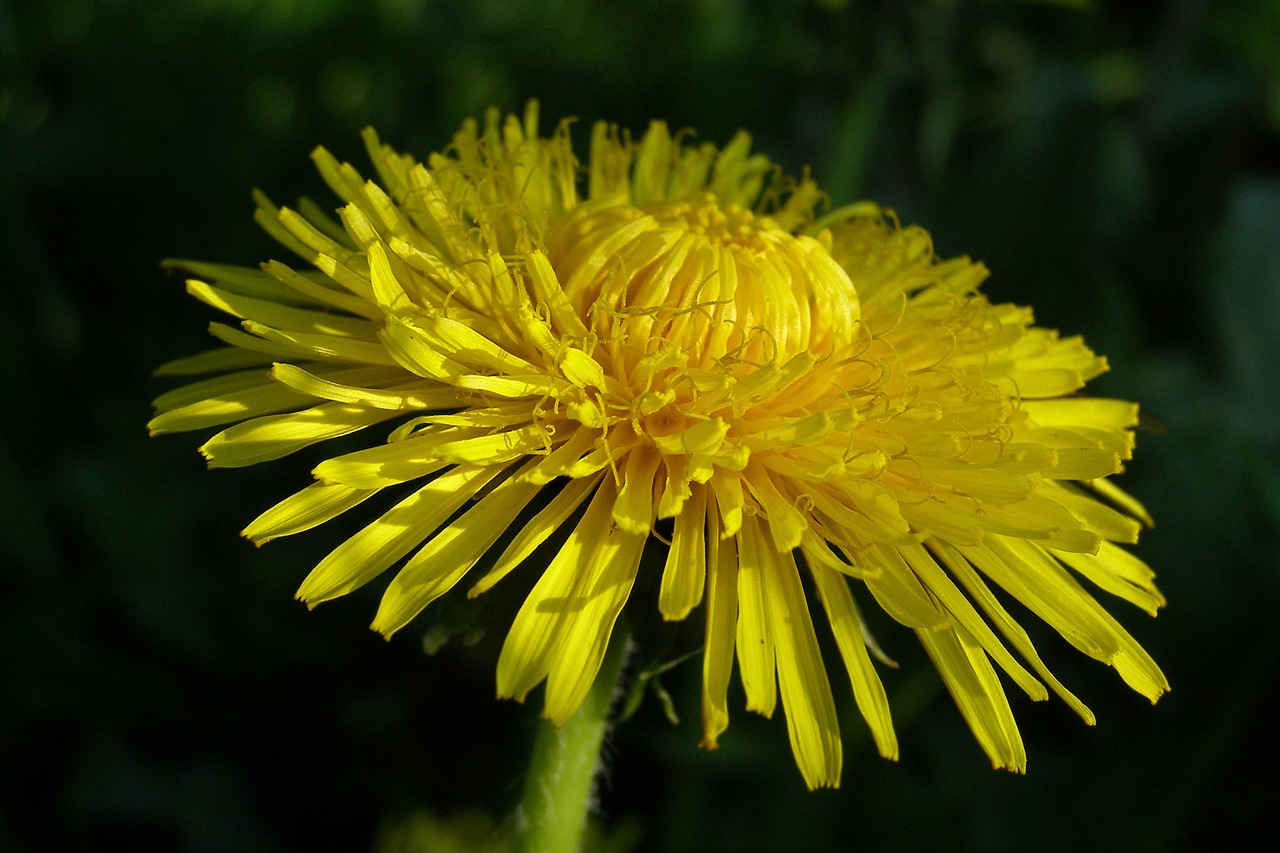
left=151, top=102, right=1167, bottom=790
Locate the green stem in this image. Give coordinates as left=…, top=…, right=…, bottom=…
left=512, top=629, right=631, bottom=853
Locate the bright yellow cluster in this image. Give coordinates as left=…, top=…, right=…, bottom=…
left=151, top=103, right=1166, bottom=789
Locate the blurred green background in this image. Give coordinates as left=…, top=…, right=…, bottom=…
left=3, top=0, right=1278, bottom=850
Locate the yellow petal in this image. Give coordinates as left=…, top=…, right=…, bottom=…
left=277, top=205, right=359, bottom=261
left=200, top=404, right=400, bottom=468
left=734, top=514, right=777, bottom=717
left=406, top=314, right=536, bottom=376
left=242, top=481, right=377, bottom=545
left=1049, top=484, right=1142, bottom=544
left=310, top=144, right=367, bottom=204
left=1084, top=477, right=1154, bottom=527
left=1056, top=542, right=1165, bottom=616
left=261, top=260, right=380, bottom=319
left=296, top=464, right=503, bottom=604
left=251, top=190, right=318, bottom=262
left=931, top=540, right=1095, bottom=724
left=496, top=480, right=616, bottom=704
left=378, top=317, right=469, bottom=381
left=1022, top=397, right=1138, bottom=430
left=451, top=373, right=570, bottom=399
left=612, top=444, right=663, bottom=535
left=659, top=486, right=707, bottom=620
left=163, top=259, right=314, bottom=307
left=764, top=547, right=843, bottom=789
left=809, top=562, right=898, bottom=760
left=700, top=496, right=738, bottom=749
left=542, top=525, right=646, bottom=723
left=711, top=470, right=745, bottom=539
left=861, top=543, right=948, bottom=630
left=367, top=240, right=414, bottom=315
left=241, top=320, right=397, bottom=366
left=373, top=468, right=543, bottom=636
left=972, top=537, right=1167, bottom=700
left=516, top=427, right=599, bottom=485
left=469, top=473, right=603, bottom=597
left=524, top=250, right=591, bottom=340
left=432, top=424, right=549, bottom=467
left=743, top=465, right=806, bottom=552
left=185, top=279, right=375, bottom=339
left=971, top=537, right=1121, bottom=660
left=149, top=368, right=309, bottom=435
left=312, top=252, right=377, bottom=303
left=918, top=625, right=1026, bottom=772
left=898, top=543, right=1047, bottom=701
left=313, top=431, right=455, bottom=489
left=270, top=363, right=460, bottom=411
left=631, top=121, right=673, bottom=205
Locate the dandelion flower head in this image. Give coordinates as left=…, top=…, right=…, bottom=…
left=151, top=102, right=1167, bottom=789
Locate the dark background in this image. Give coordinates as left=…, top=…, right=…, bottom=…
left=3, top=0, right=1279, bottom=850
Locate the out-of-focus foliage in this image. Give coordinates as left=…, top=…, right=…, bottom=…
left=1, top=0, right=1276, bottom=850
left=373, top=807, right=642, bottom=853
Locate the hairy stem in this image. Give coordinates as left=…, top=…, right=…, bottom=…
left=511, top=630, right=631, bottom=853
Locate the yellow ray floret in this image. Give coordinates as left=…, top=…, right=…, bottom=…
left=153, top=101, right=1167, bottom=790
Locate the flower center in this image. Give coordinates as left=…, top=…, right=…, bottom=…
left=542, top=193, right=864, bottom=457
left=646, top=193, right=772, bottom=251
left=545, top=193, right=859, bottom=375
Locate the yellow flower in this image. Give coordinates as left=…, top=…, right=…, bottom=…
left=150, top=102, right=1167, bottom=789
